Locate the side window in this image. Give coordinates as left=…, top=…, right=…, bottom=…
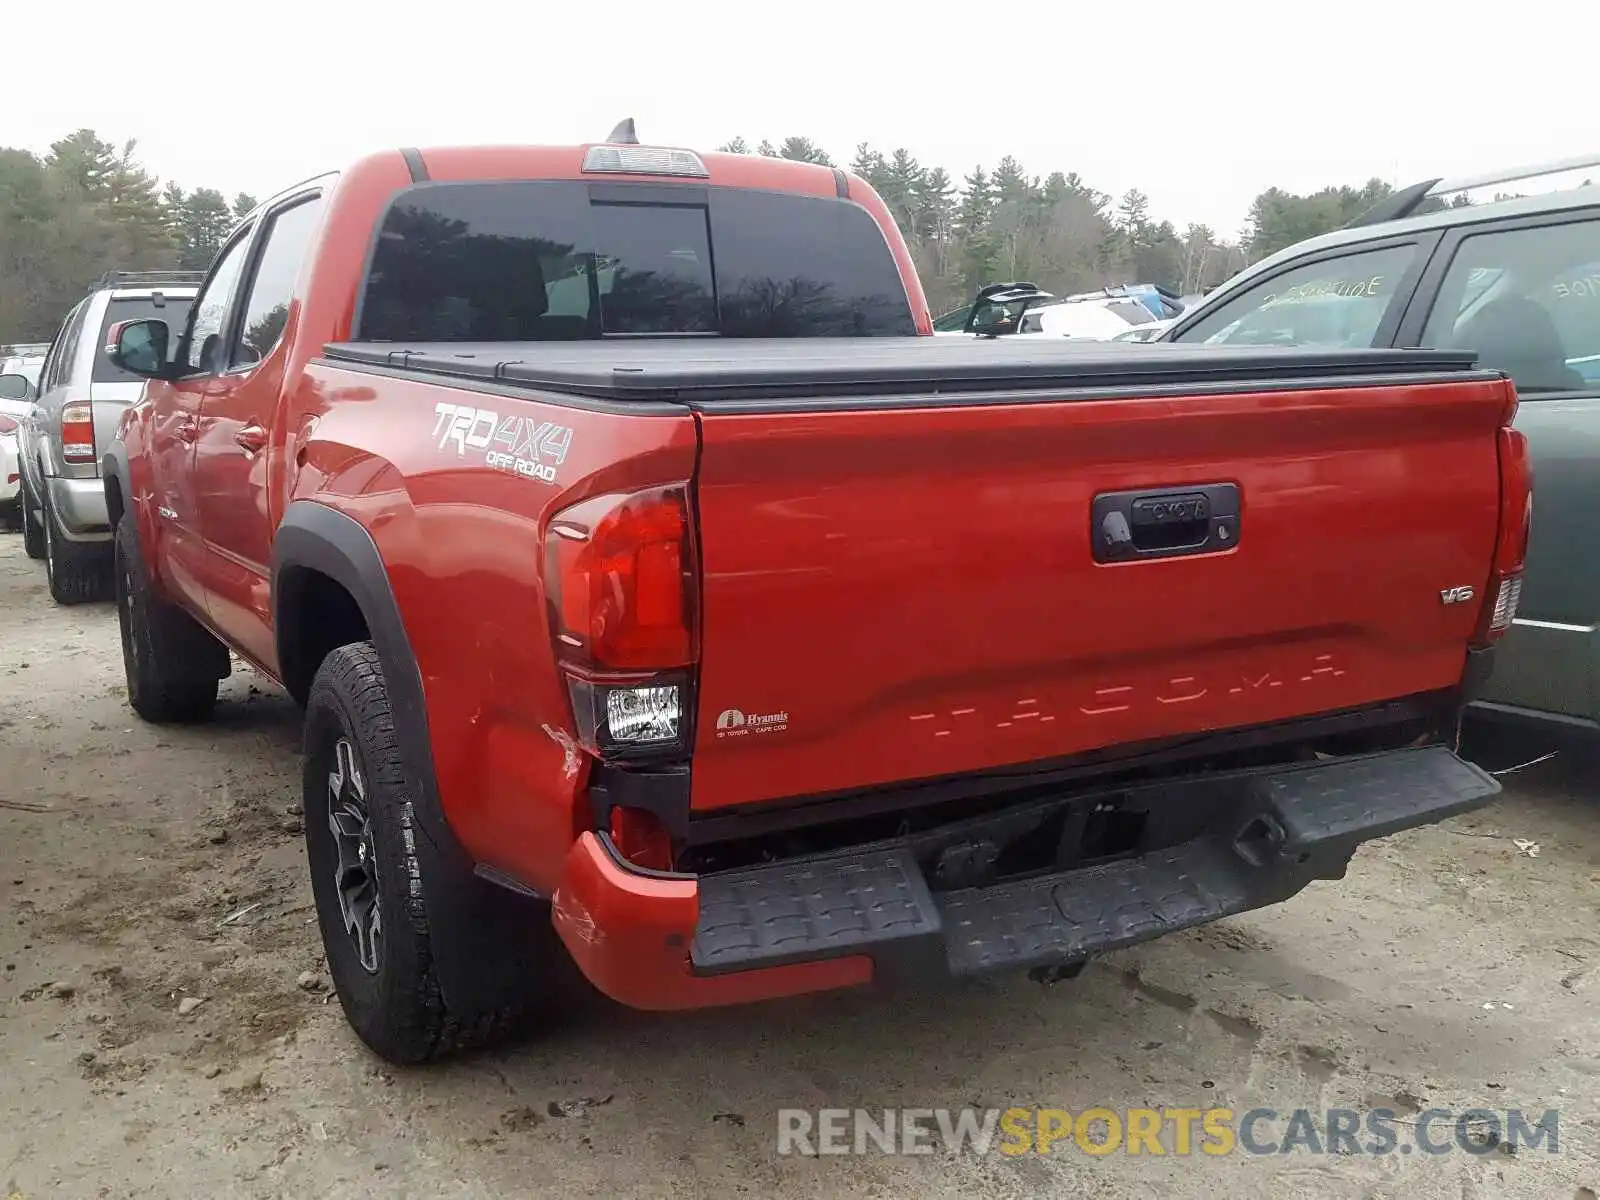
left=42, top=304, right=78, bottom=389
left=1419, top=219, right=1600, bottom=395
left=1174, top=245, right=1418, bottom=348
left=183, top=229, right=255, bottom=374
left=37, top=329, right=62, bottom=391
left=231, top=196, right=325, bottom=367
left=40, top=313, right=70, bottom=388
left=52, top=303, right=89, bottom=388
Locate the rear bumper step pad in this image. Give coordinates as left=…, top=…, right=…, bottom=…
left=689, top=746, right=1499, bottom=978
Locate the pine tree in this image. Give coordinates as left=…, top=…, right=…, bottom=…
left=45, top=129, right=120, bottom=196
left=777, top=137, right=833, bottom=167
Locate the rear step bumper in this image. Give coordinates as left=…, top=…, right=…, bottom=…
left=551, top=746, right=1499, bottom=1010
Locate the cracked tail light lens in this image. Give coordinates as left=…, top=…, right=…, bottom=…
left=605, top=684, right=682, bottom=744
left=565, top=676, right=685, bottom=760
left=544, top=484, right=698, bottom=763
left=60, top=400, right=95, bottom=464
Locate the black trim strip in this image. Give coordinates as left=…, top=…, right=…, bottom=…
left=314, top=348, right=1504, bottom=415
left=682, top=369, right=1507, bottom=415
left=832, top=168, right=850, bottom=199
left=473, top=863, right=544, bottom=897
left=400, top=147, right=428, bottom=182
left=319, top=337, right=1486, bottom=403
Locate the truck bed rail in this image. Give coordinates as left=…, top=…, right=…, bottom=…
left=320, top=337, right=1488, bottom=407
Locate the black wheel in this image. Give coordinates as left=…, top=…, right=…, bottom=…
left=303, top=642, right=551, bottom=1064
left=41, top=486, right=111, bottom=604
left=114, top=512, right=228, bottom=722
left=20, top=475, right=45, bottom=560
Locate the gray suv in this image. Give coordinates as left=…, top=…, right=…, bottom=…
left=1163, top=154, right=1600, bottom=731
left=4, top=272, right=198, bottom=603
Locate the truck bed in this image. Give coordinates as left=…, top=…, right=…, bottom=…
left=320, top=338, right=1486, bottom=407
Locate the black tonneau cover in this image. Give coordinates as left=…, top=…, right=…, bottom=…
left=320, top=337, right=1485, bottom=408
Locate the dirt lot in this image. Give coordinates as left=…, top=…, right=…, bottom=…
left=1, top=534, right=1598, bottom=1199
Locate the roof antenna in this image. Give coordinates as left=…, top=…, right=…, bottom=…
left=606, top=118, right=639, bottom=145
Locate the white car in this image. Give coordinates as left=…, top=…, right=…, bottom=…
left=1014, top=297, right=1159, bottom=339
left=1110, top=318, right=1177, bottom=343
left=0, top=415, right=20, bottom=530
left=0, top=357, right=42, bottom=531
left=0, top=355, right=43, bottom=396
left=935, top=288, right=1160, bottom=341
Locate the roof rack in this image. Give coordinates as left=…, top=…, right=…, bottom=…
left=1346, top=152, right=1600, bottom=229
left=92, top=269, right=206, bottom=291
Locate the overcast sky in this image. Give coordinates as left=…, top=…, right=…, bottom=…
left=8, top=0, right=1596, bottom=239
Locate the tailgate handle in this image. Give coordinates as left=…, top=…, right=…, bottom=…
left=1092, top=482, right=1240, bottom=563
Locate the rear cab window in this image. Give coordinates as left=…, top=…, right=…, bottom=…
left=1172, top=244, right=1418, bottom=349
left=93, top=294, right=195, bottom=383
left=355, top=181, right=916, bottom=341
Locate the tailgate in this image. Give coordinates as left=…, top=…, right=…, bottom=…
left=689, top=375, right=1508, bottom=809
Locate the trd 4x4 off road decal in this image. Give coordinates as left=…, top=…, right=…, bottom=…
left=431, top=402, right=573, bottom=483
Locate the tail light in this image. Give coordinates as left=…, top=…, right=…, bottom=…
left=1474, top=387, right=1532, bottom=647
left=60, top=400, right=95, bottom=465
left=543, top=484, right=697, bottom=763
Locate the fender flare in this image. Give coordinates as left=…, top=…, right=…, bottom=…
left=273, top=500, right=548, bottom=1014
left=101, top=439, right=168, bottom=591
left=100, top=443, right=131, bottom=525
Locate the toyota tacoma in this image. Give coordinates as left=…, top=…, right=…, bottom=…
left=100, top=125, right=1525, bottom=1064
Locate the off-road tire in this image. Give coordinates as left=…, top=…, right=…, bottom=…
left=114, top=512, right=226, bottom=722
left=303, top=642, right=549, bottom=1064
left=20, top=475, right=45, bottom=559
left=42, top=487, right=111, bottom=604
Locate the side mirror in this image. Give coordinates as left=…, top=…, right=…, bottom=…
left=106, top=319, right=172, bottom=378
left=0, top=373, right=34, bottom=402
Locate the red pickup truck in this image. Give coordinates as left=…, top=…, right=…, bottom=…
left=102, top=128, right=1524, bottom=1064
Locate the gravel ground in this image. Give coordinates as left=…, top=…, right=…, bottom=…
left=1, top=532, right=1598, bottom=1199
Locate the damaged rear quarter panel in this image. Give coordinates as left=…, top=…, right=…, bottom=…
left=290, top=361, right=698, bottom=894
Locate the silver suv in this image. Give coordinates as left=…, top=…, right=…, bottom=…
left=5, top=272, right=199, bottom=603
